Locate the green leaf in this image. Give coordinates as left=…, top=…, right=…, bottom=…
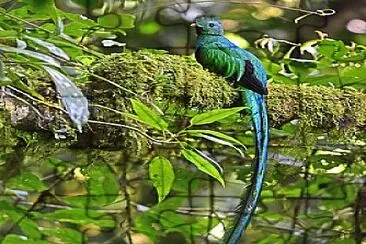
left=41, top=227, right=83, bottom=244
left=149, top=156, right=175, bottom=202
left=62, top=12, right=97, bottom=37
left=341, top=66, right=366, bottom=89
left=43, top=66, right=89, bottom=132
left=194, top=148, right=223, bottom=174
left=262, top=59, right=282, bottom=75
left=318, top=39, right=347, bottom=60
left=134, top=197, right=186, bottom=241
left=63, top=166, right=119, bottom=207
left=0, top=30, right=18, bottom=38
left=75, top=55, right=96, bottom=66
left=21, top=0, right=58, bottom=23
left=7, top=72, right=45, bottom=101
left=305, top=73, right=340, bottom=86
left=130, top=99, right=168, bottom=131
left=118, top=14, right=136, bottom=29
left=340, top=50, right=366, bottom=62
left=123, top=112, right=150, bottom=124
left=97, top=14, right=120, bottom=29
left=288, top=59, right=317, bottom=77
left=181, top=149, right=225, bottom=186
left=190, top=107, right=245, bottom=125
left=97, top=14, right=135, bottom=29
left=24, top=35, right=70, bottom=60
left=186, top=130, right=246, bottom=148
left=158, top=209, right=219, bottom=239
left=139, top=22, right=160, bottom=35
left=7, top=172, right=47, bottom=192
left=18, top=218, right=42, bottom=240
left=2, top=234, right=49, bottom=244
left=0, top=201, right=42, bottom=240
left=0, top=44, right=60, bottom=67
left=186, top=130, right=245, bottom=156
left=85, top=165, right=119, bottom=206
left=35, top=209, right=115, bottom=228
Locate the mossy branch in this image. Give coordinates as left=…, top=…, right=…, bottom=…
left=267, top=83, right=366, bottom=130
left=1, top=49, right=365, bottom=147
left=88, top=50, right=366, bottom=131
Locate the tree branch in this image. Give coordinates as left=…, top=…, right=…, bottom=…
left=1, top=50, right=365, bottom=148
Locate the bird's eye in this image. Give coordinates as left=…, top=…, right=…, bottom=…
left=208, top=23, right=215, bottom=27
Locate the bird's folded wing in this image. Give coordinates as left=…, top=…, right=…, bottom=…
left=196, top=42, right=267, bottom=95
left=239, top=60, right=268, bottom=95
left=195, top=42, right=244, bottom=79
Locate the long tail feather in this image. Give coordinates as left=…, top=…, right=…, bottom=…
left=223, top=89, right=269, bottom=244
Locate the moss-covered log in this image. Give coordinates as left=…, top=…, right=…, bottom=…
left=0, top=49, right=365, bottom=147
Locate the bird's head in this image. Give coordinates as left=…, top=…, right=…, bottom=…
left=191, top=16, right=224, bottom=36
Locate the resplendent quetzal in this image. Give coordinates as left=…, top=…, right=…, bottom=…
left=192, top=16, right=269, bottom=243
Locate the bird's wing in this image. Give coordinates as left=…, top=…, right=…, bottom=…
left=239, top=60, right=268, bottom=95
left=196, top=41, right=267, bottom=95
left=195, top=41, right=244, bottom=79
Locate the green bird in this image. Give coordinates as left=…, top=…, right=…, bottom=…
left=192, top=16, right=269, bottom=243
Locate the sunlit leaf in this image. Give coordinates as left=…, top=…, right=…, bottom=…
left=41, top=227, right=83, bottom=243
left=130, top=99, right=168, bottom=131
left=0, top=30, right=18, bottom=38
left=97, top=14, right=120, bottom=28
left=22, top=0, right=58, bottom=23
left=7, top=172, right=47, bottom=192
left=190, top=107, right=245, bottom=125
left=194, top=148, right=223, bottom=175
left=18, top=218, right=42, bottom=240
left=139, top=22, right=160, bottom=35
left=43, top=66, right=89, bottom=132
left=0, top=44, right=60, bottom=67
left=2, top=234, right=49, bottom=244
left=318, top=39, right=347, bottom=60
left=75, top=55, right=96, bottom=66
left=97, top=13, right=135, bottom=30
left=35, top=209, right=115, bottom=227
left=149, top=156, right=175, bottom=202
left=181, top=149, right=225, bottom=186
left=86, top=165, right=119, bottom=206
left=186, top=130, right=245, bottom=156
left=24, top=35, right=70, bottom=60
left=186, top=130, right=246, bottom=148
left=225, top=33, right=249, bottom=49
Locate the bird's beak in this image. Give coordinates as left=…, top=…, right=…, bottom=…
left=190, top=23, right=196, bottom=27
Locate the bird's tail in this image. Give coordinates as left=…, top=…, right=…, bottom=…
left=223, top=90, right=269, bottom=244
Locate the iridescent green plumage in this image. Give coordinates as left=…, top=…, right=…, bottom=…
left=193, top=16, right=269, bottom=243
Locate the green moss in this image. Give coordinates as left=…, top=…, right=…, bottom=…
left=267, top=84, right=366, bottom=130
left=90, top=50, right=235, bottom=109
left=0, top=107, right=18, bottom=147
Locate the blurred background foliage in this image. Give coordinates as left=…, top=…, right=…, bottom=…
left=0, top=0, right=365, bottom=243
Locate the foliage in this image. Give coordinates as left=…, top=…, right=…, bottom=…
left=0, top=0, right=365, bottom=243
